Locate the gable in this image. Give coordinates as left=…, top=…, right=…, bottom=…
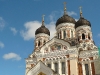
left=40, top=37, right=72, bottom=53
left=27, top=61, right=53, bottom=75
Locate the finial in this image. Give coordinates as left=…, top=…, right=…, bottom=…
left=79, top=6, right=83, bottom=18
left=42, top=15, right=45, bottom=26
left=63, top=2, right=67, bottom=15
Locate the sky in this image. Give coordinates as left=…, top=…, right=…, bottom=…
left=0, top=0, right=100, bottom=75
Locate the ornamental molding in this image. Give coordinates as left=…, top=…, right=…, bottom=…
left=76, top=25, right=91, bottom=32
left=56, top=23, right=75, bottom=30
left=35, top=33, right=50, bottom=39
left=79, top=50, right=99, bottom=58
left=36, top=49, right=77, bottom=58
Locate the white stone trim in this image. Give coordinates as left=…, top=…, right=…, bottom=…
left=56, top=23, right=75, bottom=30
left=35, top=33, right=50, bottom=39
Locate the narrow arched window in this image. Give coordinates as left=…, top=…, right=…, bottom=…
left=82, top=33, right=85, bottom=40
left=44, top=40, right=46, bottom=45
left=54, top=63, right=58, bottom=74
left=71, top=30, right=73, bottom=38
left=85, top=64, right=89, bottom=75
left=38, top=40, right=40, bottom=46
left=47, top=64, right=51, bottom=68
left=88, top=33, right=90, bottom=40
left=58, top=33, right=59, bottom=38
left=64, top=30, right=66, bottom=39
left=62, top=62, right=65, bottom=74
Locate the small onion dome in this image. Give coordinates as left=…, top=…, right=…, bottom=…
left=75, top=6, right=91, bottom=28
left=56, top=14, right=76, bottom=27
left=35, top=25, right=50, bottom=36
left=75, top=17, right=91, bottom=28
left=35, top=15, right=50, bottom=36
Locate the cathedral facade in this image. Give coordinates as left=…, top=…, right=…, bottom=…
left=25, top=4, right=99, bottom=75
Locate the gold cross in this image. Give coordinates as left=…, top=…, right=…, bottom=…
left=79, top=6, right=83, bottom=17
left=63, top=2, right=67, bottom=10
left=42, top=15, right=45, bottom=21
left=79, top=6, right=82, bottom=14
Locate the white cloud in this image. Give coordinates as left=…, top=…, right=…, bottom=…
left=0, top=17, right=5, bottom=30
left=20, top=21, right=41, bottom=40
left=3, top=53, right=21, bottom=61
left=0, top=41, right=4, bottom=48
left=20, top=21, right=56, bottom=40
left=67, top=11, right=77, bottom=16
left=10, top=27, right=18, bottom=35
left=75, top=19, right=78, bottom=22
left=98, top=34, right=100, bottom=37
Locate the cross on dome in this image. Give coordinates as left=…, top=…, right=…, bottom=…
left=63, top=2, right=67, bottom=15
left=42, top=15, right=45, bottom=26
left=79, top=6, right=83, bottom=18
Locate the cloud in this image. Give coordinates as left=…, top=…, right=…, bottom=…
left=0, top=41, right=4, bottom=48
left=3, top=53, right=21, bottom=61
left=98, top=34, right=100, bottom=37
left=67, top=11, right=77, bottom=16
left=10, top=27, right=18, bottom=35
left=75, top=19, right=78, bottom=22
left=20, top=21, right=56, bottom=40
left=20, top=21, right=41, bottom=40
left=0, top=17, right=5, bottom=30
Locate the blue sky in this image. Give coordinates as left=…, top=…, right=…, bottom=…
left=0, top=0, right=100, bottom=75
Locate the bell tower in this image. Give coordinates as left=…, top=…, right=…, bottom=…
left=34, top=15, right=50, bottom=51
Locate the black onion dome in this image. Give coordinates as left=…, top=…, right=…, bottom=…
left=35, top=25, right=50, bottom=36
left=56, top=14, right=76, bottom=27
left=75, top=17, right=91, bottom=28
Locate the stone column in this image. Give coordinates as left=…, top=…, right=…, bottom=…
left=89, top=62, right=92, bottom=75
left=51, top=60, right=54, bottom=70
left=66, top=29, right=67, bottom=38
left=82, top=63, right=85, bottom=75
left=65, top=59, right=68, bottom=75
left=58, top=60, right=61, bottom=75
left=36, top=41, right=38, bottom=47
left=61, top=30, right=63, bottom=39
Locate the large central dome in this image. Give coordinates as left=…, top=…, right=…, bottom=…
left=56, top=14, right=76, bottom=27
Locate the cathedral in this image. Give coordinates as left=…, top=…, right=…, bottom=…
left=25, top=3, right=99, bottom=75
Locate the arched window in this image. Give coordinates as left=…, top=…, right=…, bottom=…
left=38, top=40, right=40, bottom=46
left=47, top=64, right=51, bottom=68
left=82, top=33, right=85, bottom=40
left=85, top=64, right=89, bottom=75
left=44, top=40, right=46, bottom=45
left=71, top=30, right=73, bottom=38
left=88, top=33, right=90, bottom=40
left=54, top=63, right=58, bottom=73
left=62, top=62, right=65, bottom=74
left=64, top=30, right=66, bottom=39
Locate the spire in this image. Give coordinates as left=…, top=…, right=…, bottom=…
left=79, top=6, right=83, bottom=18
left=63, top=2, right=67, bottom=15
left=42, top=15, right=45, bottom=26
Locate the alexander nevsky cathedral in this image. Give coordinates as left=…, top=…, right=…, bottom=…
left=25, top=3, right=99, bottom=75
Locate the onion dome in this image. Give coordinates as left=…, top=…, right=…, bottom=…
left=56, top=2, right=76, bottom=27
left=35, top=15, right=50, bottom=36
left=75, top=7, right=91, bottom=28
